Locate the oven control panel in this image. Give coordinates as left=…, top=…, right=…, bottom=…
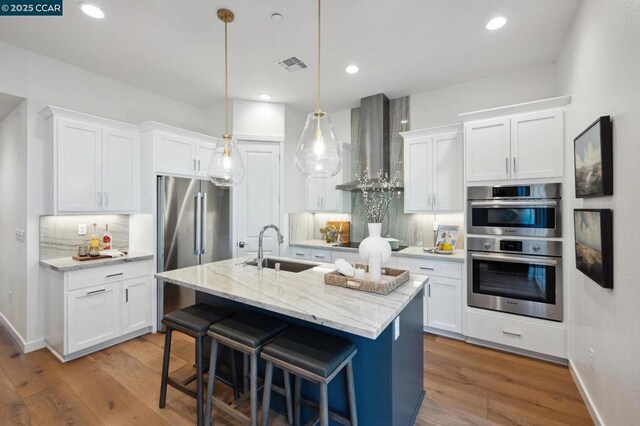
left=500, top=240, right=523, bottom=252
left=467, top=236, right=562, bottom=257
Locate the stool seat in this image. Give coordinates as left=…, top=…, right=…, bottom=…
left=262, top=328, right=356, bottom=378
left=208, top=312, right=288, bottom=349
left=162, top=303, right=234, bottom=334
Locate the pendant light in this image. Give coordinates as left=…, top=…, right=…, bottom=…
left=207, top=9, right=245, bottom=187
left=295, top=0, right=342, bottom=178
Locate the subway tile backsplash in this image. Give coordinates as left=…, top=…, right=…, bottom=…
left=40, top=215, right=129, bottom=260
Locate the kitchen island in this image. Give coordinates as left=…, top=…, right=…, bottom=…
left=155, top=257, right=427, bottom=426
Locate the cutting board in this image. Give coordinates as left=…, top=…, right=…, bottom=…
left=327, top=221, right=350, bottom=244
left=72, top=251, right=128, bottom=261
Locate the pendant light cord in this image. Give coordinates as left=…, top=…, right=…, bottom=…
left=224, top=19, right=229, bottom=137
left=316, top=0, right=321, bottom=113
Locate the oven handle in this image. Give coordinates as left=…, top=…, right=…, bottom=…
left=468, top=200, right=558, bottom=207
left=470, top=253, right=559, bottom=266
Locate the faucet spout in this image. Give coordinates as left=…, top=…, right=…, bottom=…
left=257, top=224, right=284, bottom=270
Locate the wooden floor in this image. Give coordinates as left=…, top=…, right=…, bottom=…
left=0, top=325, right=592, bottom=425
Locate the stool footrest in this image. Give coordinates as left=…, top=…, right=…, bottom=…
left=298, top=395, right=352, bottom=426
left=166, top=377, right=198, bottom=399
left=212, top=397, right=251, bottom=424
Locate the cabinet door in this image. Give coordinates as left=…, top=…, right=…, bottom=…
left=56, top=118, right=102, bottom=212
left=426, top=277, right=462, bottom=333
left=155, top=132, right=196, bottom=176
left=465, top=117, right=511, bottom=182
left=432, top=132, right=463, bottom=211
left=404, top=138, right=432, bottom=212
left=305, top=177, right=322, bottom=211
left=195, top=140, right=216, bottom=178
left=122, top=277, right=151, bottom=335
left=67, top=282, right=120, bottom=354
left=102, top=128, right=140, bottom=212
left=511, top=110, right=564, bottom=180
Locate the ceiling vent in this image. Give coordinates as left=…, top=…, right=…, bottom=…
left=275, top=56, right=308, bottom=73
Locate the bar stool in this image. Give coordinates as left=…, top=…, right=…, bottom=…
left=260, top=328, right=358, bottom=426
left=159, top=303, right=235, bottom=426
left=205, top=311, right=291, bottom=426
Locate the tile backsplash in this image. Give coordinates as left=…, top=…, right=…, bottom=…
left=40, top=215, right=129, bottom=260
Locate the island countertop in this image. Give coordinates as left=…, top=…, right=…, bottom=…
left=155, top=257, right=428, bottom=340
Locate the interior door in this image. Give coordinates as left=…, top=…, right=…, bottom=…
left=102, top=127, right=139, bottom=212
left=432, top=131, right=463, bottom=211
left=56, top=118, right=102, bottom=212
left=234, top=141, right=281, bottom=258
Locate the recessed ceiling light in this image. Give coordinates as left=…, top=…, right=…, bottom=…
left=345, top=65, right=359, bottom=74
left=271, top=13, right=283, bottom=22
left=486, top=16, right=507, bottom=31
left=79, top=3, right=104, bottom=19
left=259, top=93, right=272, bottom=101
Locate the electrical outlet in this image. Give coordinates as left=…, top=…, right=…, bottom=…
left=15, top=229, right=25, bottom=242
left=589, top=348, right=596, bottom=371
left=394, top=316, right=400, bottom=340
left=78, top=224, right=87, bottom=235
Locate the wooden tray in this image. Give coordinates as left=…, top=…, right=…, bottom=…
left=324, top=265, right=410, bottom=295
left=72, top=252, right=128, bottom=261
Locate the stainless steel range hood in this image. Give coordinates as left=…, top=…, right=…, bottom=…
left=336, top=93, right=402, bottom=191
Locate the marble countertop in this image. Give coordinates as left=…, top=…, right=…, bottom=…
left=290, top=240, right=465, bottom=263
left=40, top=252, right=154, bottom=272
left=155, top=257, right=428, bottom=340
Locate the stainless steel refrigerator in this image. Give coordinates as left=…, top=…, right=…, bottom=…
left=157, top=176, right=231, bottom=328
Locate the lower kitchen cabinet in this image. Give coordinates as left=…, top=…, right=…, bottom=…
left=45, top=259, right=154, bottom=362
left=425, top=276, right=462, bottom=333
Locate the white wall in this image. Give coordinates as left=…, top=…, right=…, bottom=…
left=556, top=1, right=640, bottom=424
left=410, top=63, right=559, bottom=129
left=0, top=100, right=28, bottom=340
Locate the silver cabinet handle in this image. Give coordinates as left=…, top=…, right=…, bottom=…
left=420, top=266, right=435, bottom=271
left=295, top=252, right=305, bottom=256
left=200, top=192, right=207, bottom=254
left=503, top=330, right=522, bottom=337
left=97, top=192, right=102, bottom=206
left=87, top=288, right=106, bottom=295
left=197, top=159, right=201, bottom=171
left=125, top=288, right=129, bottom=303
left=104, top=192, right=108, bottom=206
left=194, top=192, right=202, bottom=255
left=427, top=194, right=431, bottom=207
left=428, top=284, right=431, bottom=297
left=513, top=157, right=517, bottom=174
left=433, top=194, right=437, bottom=207
left=505, top=157, right=509, bottom=173
left=106, top=272, right=123, bottom=278
left=193, top=159, right=197, bottom=171
left=314, top=254, right=326, bottom=259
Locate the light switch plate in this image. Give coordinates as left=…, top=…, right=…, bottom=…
left=78, top=224, right=87, bottom=235
left=393, top=316, right=400, bottom=340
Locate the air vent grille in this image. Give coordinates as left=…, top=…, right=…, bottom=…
left=275, top=56, right=308, bottom=73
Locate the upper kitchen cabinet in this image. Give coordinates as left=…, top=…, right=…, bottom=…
left=461, top=96, right=571, bottom=183
left=305, top=143, right=352, bottom=213
left=41, top=107, right=140, bottom=214
left=401, top=125, right=463, bottom=213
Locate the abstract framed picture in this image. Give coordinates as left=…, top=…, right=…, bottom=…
left=574, top=116, right=613, bottom=198
left=574, top=209, right=613, bottom=289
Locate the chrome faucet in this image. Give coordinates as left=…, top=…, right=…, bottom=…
left=256, top=224, right=284, bottom=270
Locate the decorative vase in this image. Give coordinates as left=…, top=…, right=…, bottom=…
left=359, top=223, right=392, bottom=265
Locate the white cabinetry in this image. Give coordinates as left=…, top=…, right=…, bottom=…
left=396, top=257, right=463, bottom=334
left=305, top=144, right=352, bottom=213
left=41, top=107, right=140, bottom=214
left=462, top=96, right=570, bottom=183
left=401, top=125, right=463, bottom=213
left=44, top=259, right=154, bottom=362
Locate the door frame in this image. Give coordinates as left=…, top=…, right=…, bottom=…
left=231, top=138, right=284, bottom=258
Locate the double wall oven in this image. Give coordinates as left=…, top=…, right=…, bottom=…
left=467, top=184, right=563, bottom=322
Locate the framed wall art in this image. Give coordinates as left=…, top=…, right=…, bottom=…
left=574, top=209, right=613, bottom=289
left=574, top=116, right=613, bottom=198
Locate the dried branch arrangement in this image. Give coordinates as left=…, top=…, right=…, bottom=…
left=357, top=168, right=401, bottom=223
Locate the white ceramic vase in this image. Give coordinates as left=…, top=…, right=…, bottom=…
left=359, top=223, right=392, bottom=264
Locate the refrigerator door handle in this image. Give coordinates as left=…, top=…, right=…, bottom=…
left=200, top=192, right=207, bottom=255
left=194, top=192, right=202, bottom=255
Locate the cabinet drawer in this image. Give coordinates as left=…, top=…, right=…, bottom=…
left=466, top=309, right=566, bottom=358
left=396, top=257, right=462, bottom=279
left=289, top=248, right=311, bottom=261
left=67, top=260, right=152, bottom=291
left=310, top=249, right=332, bottom=262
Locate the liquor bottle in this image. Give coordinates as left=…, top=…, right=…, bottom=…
left=102, top=224, right=112, bottom=250
left=89, top=223, right=100, bottom=257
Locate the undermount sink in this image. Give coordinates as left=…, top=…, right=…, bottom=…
left=246, top=258, right=318, bottom=273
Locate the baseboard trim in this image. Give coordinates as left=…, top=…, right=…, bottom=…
left=569, top=359, right=604, bottom=426
left=0, top=312, right=46, bottom=354
left=47, top=327, right=153, bottom=362
left=466, top=336, right=568, bottom=365
left=423, top=327, right=466, bottom=341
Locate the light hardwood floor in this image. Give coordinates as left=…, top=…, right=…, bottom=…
left=0, top=325, right=592, bottom=425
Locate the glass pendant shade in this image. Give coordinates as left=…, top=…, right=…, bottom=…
left=207, top=135, right=245, bottom=187
left=295, top=111, right=342, bottom=177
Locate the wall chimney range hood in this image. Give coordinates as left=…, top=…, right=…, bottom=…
left=336, top=93, right=402, bottom=191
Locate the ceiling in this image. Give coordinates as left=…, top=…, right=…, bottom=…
left=0, top=0, right=581, bottom=111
